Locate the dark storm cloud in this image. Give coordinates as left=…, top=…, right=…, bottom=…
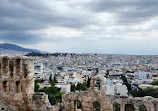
left=0, top=0, right=92, bottom=31
left=86, top=0, right=158, bottom=24
left=1, top=0, right=158, bottom=45
left=0, top=0, right=94, bottom=44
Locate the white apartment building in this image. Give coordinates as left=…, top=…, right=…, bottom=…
left=138, top=72, right=152, bottom=79
left=106, top=79, right=128, bottom=96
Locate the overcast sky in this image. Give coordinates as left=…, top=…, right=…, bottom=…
left=0, top=0, right=158, bottom=54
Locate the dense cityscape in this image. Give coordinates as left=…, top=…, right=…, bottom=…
left=33, top=53, right=158, bottom=94
left=29, top=53, right=158, bottom=110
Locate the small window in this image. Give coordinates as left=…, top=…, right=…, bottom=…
left=93, top=101, right=101, bottom=111
left=2, top=57, right=9, bottom=74
left=74, top=100, right=77, bottom=111
left=125, top=104, right=134, bottom=111
left=16, top=81, right=20, bottom=93
left=113, top=102, right=121, bottom=111
left=9, top=60, right=14, bottom=78
left=0, top=62, right=1, bottom=76
left=3, top=81, right=7, bottom=92
left=114, top=86, right=117, bottom=94
left=15, top=58, right=21, bottom=75
left=23, top=64, right=28, bottom=78
left=94, top=79, right=101, bottom=91
left=139, top=105, right=147, bottom=111
left=77, top=100, right=82, bottom=109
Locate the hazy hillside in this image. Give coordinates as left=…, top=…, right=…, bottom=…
left=0, top=43, right=40, bottom=53
left=0, top=43, right=41, bottom=55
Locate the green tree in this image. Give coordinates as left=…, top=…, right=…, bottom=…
left=49, top=74, right=52, bottom=83
left=120, top=75, right=132, bottom=92
left=130, top=88, right=145, bottom=97
left=76, top=83, right=82, bottom=91
left=76, top=82, right=88, bottom=91
left=87, top=77, right=91, bottom=88
left=34, top=80, right=43, bottom=92
left=151, top=80, right=158, bottom=85
left=105, top=70, right=110, bottom=78
left=38, top=81, right=63, bottom=105
left=130, top=87, right=158, bottom=98
left=71, top=82, right=88, bottom=92
left=139, top=105, right=147, bottom=111
left=70, top=83, right=76, bottom=92
left=54, top=76, right=58, bottom=83
left=114, top=102, right=121, bottom=111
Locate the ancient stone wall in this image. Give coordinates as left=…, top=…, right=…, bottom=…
left=0, top=56, right=34, bottom=111
left=0, top=56, right=61, bottom=111
left=0, top=100, right=13, bottom=111
left=62, top=75, right=158, bottom=111
left=32, top=92, right=61, bottom=111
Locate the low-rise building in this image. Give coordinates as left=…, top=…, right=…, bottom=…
left=55, top=83, right=71, bottom=93
left=106, top=79, right=128, bottom=96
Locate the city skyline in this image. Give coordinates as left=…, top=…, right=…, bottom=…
left=0, top=0, right=158, bottom=55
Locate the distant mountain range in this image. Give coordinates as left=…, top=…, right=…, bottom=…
left=0, top=43, right=41, bottom=53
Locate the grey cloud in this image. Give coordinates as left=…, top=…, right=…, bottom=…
left=0, top=0, right=93, bottom=31
left=86, top=0, right=158, bottom=24
left=0, top=0, right=95, bottom=44
left=0, top=32, right=44, bottom=44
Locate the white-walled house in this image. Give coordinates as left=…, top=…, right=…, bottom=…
left=67, top=78, right=80, bottom=85
left=106, top=79, right=128, bottom=96
left=55, top=83, right=71, bottom=93
left=138, top=72, right=152, bottom=79
left=106, top=84, right=128, bottom=96
left=38, top=83, right=71, bottom=93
